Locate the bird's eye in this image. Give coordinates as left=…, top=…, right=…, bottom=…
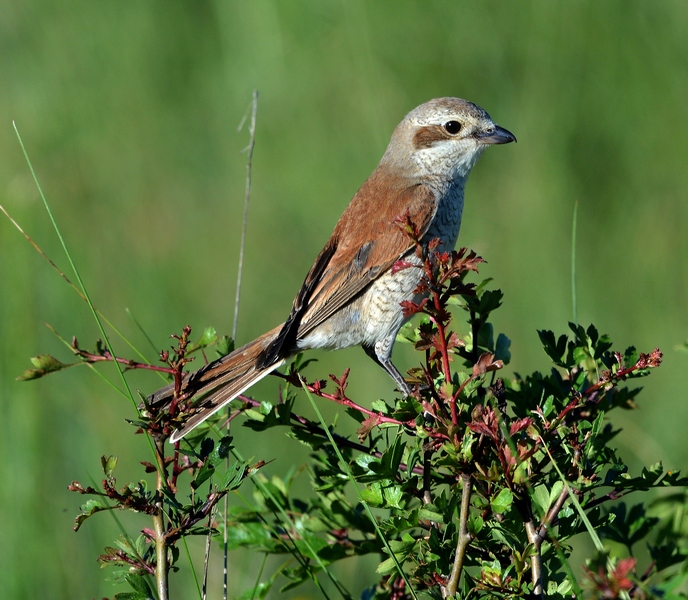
left=443, top=121, right=462, bottom=135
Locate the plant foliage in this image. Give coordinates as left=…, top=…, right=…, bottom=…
left=21, top=229, right=687, bottom=599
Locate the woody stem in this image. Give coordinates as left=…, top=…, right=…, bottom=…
left=443, top=473, right=472, bottom=597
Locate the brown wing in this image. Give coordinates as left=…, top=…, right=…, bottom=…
left=259, top=167, right=437, bottom=365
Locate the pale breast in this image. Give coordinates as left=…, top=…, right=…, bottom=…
left=298, top=182, right=466, bottom=352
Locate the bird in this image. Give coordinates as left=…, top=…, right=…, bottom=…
left=148, top=97, right=516, bottom=443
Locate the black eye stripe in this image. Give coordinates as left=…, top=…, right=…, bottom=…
left=443, top=121, right=462, bottom=135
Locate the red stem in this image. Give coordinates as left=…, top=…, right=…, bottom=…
left=431, top=289, right=454, bottom=393
left=582, top=363, right=643, bottom=397
left=448, top=373, right=476, bottom=430
left=77, top=351, right=176, bottom=374
left=304, top=382, right=412, bottom=426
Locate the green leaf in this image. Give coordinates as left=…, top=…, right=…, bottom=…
left=360, top=482, right=384, bottom=506
left=376, top=556, right=398, bottom=575
left=542, top=395, right=555, bottom=418
left=419, top=506, right=444, bottom=524
left=244, top=409, right=265, bottom=422
left=491, top=488, right=513, bottom=514
left=537, top=330, right=570, bottom=368
left=191, top=436, right=233, bottom=489
left=216, top=335, right=234, bottom=357
left=380, top=435, right=405, bottom=475
left=222, top=460, right=249, bottom=491
left=124, top=573, right=154, bottom=597
left=224, top=520, right=275, bottom=551
left=513, top=461, right=529, bottom=485
left=74, top=498, right=111, bottom=531
left=478, top=289, right=503, bottom=315
left=187, top=326, right=217, bottom=353
left=376, top=536, right=415, bottom=575
left=371, top=399, right=390, bottom=413
left=384, top=484, right=403, bottom=509
left=549, top=480, right=564, bottom=510
left=355, top=454, right=380, bottom=472
left=17, top=354, right=72, bottom=380
left=495, top=333, right=511, bottom=364
left=101, top=455, right=118, bottom=479
left=532, top=484, right=551, bottom=515
left=601, top=503, right=659, bottom=548
left=469, top=513, right=484, bottom=535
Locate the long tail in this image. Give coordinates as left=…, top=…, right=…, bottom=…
left=146, top=325, right=285, bottom=442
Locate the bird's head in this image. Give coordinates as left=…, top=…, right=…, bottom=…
left=382, top=97, right=516, bottom=182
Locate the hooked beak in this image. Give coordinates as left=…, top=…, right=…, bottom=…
left=475, top=125, right=517, bottom=145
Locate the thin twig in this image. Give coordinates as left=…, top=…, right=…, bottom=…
left=523, top=484, right=571, bottom=598
left=571, top=200, right=579, bottom=325
left=279, top=372, right=416, bottom=428
left=430, top=291, right=453, bottom=396
left=542, top=486, right=570, bottom=535
left=422, top=449, right=433, bottom=505
left=234, top=393, right=429, bottom=476
left=226, top=89, right=259, bottom=600
left=202, top=489, right=217, bottom=600
left=525, top=519, right=543, bottom=598
left=449, top=372, right=478, bottom=430
left=233, top=90, right=259, bottom=341
left=154, top=438, right=170, bottom=600
left=443, top=473, right=472, bottom=597
left=73, top=348, right=176, bottom=374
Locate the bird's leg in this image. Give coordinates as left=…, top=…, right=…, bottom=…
left=363, top=344, right=413, bottom=396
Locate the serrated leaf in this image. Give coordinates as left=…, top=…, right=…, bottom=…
left=216, top=335, right=234, bottom=357
left=222, top=460, right=249, bottom=491
left=360, top=482, right=384, bottom=506
left=124, top=573, right=154, bottom=597
left=538, top=330, right=569, bottom=367
left=224, top=521, right=274, bottom=551
left=192, top=435, right=233, bottom=489
left=187, top=326, right=217, bottom=353
left=380, top=435, right=405, bottom=475
left=384, top=485, right=403, bottom=509
left=74, top=498, right=110, bottom=531
left=469, top=513, right=485, bottom=535
left=355, top=454, right=379, bottom=471
left=371, top=399, right=390, bottom=413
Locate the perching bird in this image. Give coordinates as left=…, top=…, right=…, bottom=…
left=149, top=97, right=515, bottom=442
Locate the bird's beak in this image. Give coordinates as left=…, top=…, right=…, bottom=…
left=475, top=125, right=517, bottom=145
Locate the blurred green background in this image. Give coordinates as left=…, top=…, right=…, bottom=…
left=1, top=1, right=687, bottom=598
